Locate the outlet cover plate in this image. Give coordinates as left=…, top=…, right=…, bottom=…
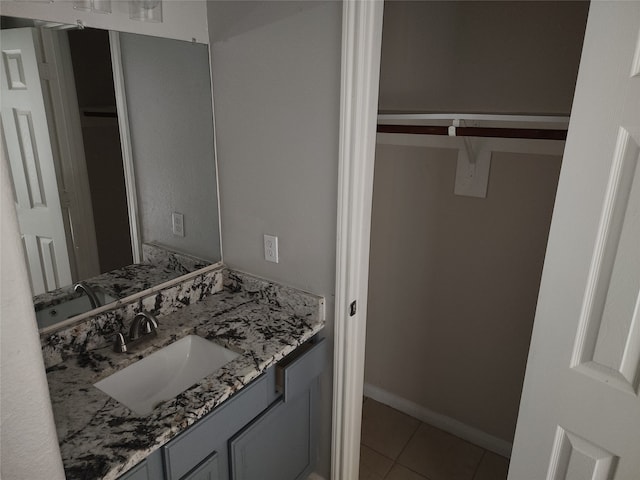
left=264, top=234, right=279, bottom=263
left=172, top=212, right=185, bottom=237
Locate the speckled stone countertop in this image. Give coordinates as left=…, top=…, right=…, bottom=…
left=34, top=243, right=212, bottom=313
left=45, top=271, right=324, bottom=480
left=34, top=263, right=187, bottom=312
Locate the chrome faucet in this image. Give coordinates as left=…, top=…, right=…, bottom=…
left=129, top=311, right=159, bottom=340
left=113, top=311, right=159, bottom=353
left=73, top=281, right=101, bottom=309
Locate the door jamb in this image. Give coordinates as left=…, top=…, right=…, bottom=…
left=331, top=2, right=384, bottom=478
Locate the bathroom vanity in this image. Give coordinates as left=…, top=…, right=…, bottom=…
left=120, top=337, right=325, bottom=480
left=42, top=267, right=325, bottom=480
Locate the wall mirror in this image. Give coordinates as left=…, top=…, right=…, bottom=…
left=0, top=17, right=221, bottom=331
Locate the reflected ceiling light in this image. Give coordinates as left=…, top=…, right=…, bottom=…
left=130, top=0, right=163, bottom=23
left=73, top=0, right=111, bottom=14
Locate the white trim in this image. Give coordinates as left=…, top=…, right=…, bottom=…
left=376, top=132, right=566, bottom=155
left=332, top=2, right=384, bottom=480
left=204, top=14, right=224, bottom=265
left=363, top=383, right=513, bottom=459
left=109, top=31, right=142, bottom=263
left=378, top=113, right=570, bottom=125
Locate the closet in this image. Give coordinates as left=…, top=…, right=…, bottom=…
left=362, top=0, right=590, bottom=463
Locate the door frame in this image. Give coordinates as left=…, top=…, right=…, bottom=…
left=331, top=2, right=383, bottom=479
left=330, top=2, right=619, bottom=479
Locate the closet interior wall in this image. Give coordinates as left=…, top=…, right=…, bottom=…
left=365, top=1, right=589, bottom=449
left=67, top=29, right=131, bottom=273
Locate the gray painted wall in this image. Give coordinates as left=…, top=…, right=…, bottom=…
left=208, top=2, right=341, bottom=476
left=120, top=33, right=221, bottom=262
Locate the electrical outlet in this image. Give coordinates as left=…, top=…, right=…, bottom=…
left=172, top=212, right=184, bottom=237
left=264, top=234, right=279, bottom=263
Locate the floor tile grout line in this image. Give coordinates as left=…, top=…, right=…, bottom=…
left=391, top=460, right=435, bottom=480
left=359, top=440, right=396, bottom=479
left=361, top=443, right=395, bottom=478
left=471, top=449, right=487, bottom=480
left=394, top=419, right=422, bottom=462
left=381, top=419, right=487, bottom=480
left=361, top=397, right=508, bottom=480
left=361, top=397, right=422, bottom=461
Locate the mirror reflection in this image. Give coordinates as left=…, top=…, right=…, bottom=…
left=0, top=19, right=221, bottom=329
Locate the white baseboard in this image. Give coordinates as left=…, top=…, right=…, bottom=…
left=363, top=383, right=513, bottom=458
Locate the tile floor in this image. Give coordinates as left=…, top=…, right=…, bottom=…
left=360, top=398, right=510, bottom=480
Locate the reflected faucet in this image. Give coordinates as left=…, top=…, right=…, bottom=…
left=73, top=281, right=101, bottom=309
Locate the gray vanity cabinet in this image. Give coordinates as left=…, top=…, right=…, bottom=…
left=180, top=452, right=220, bottom=480
left=229, top=338, right=326, bottom=480
left=163, top=369, right=279, bottom=480
left=117, top=337, right=325, bottom=480
left=229, top=389, right=316, bottom=480
left=117, top=460, right=152, bottom=480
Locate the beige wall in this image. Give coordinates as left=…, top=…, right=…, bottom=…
left=365, top=146, right=562, bottom=442
left=365, top=0, right=588, bottom=445
left=379, top=1, right=588, bottom=115
left=208, top=2, right=341, bottom=476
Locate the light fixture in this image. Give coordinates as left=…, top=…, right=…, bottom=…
left=130, top=0, right=163, bottom=23
left=73, top=0, right=111, bottom=14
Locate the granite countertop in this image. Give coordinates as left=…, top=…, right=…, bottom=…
left=34, top=263, right=192, bottom=312
left=45, top=274, right=324, bottom=480
left=34, top=243, right=211, bottom=312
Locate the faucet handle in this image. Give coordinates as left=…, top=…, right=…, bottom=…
left=113, top=333, right=127, bottom=353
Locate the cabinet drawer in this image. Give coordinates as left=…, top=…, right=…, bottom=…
left=163, top=370, right=276, bottom=480
left=276, top=337, right=326, bottom=402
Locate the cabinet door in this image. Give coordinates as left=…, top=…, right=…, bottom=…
left=163, top=371, right=276, bottom=480
left=229, top=389, right=314, bottom=480
left=181, top=451, right=220, bottom=480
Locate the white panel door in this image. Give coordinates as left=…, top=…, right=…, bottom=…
left=509, top=3, right=640, bottom=479
left=1, top=28, right=72, bottom=295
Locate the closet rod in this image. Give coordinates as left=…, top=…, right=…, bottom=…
left=377, top=124, right=567, bottom=140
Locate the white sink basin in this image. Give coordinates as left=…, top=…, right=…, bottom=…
left=94, top=335, right=240, bottom=415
